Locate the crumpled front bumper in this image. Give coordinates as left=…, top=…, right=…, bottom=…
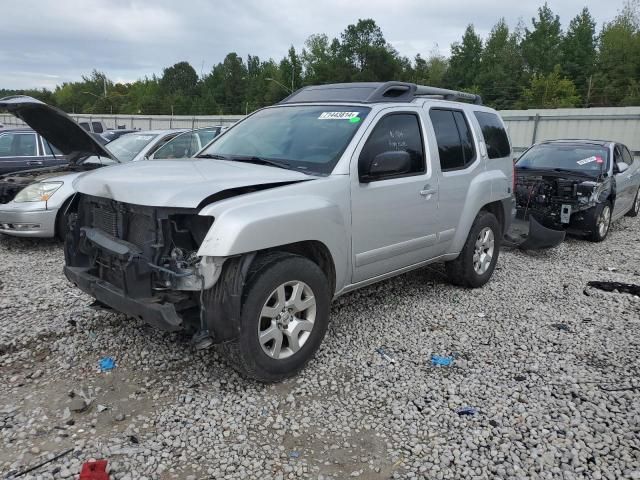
left=505, top=214, right=566, bottom=250
left=64, top=265, right=184, bottom=331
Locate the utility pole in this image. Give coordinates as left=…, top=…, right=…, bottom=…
left=585, top=75, right=593, bottom=108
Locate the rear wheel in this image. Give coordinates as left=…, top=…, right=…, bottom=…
left=588, top=201, right=611, bottom=242
left=220, top=252, right=330, bottom=382
left=445, top=210, right=501, bottom=288
left=626, top=188, right=640, bottom=217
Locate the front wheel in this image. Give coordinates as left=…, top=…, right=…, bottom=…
left=626, top=188, right=640, bottom=217
left=220, top=252, right=330, bottom=382
left=445, top=211, right=501, bottom=288
left=588, top=201, right=611, bottom=242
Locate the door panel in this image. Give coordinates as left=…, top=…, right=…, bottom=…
left=350, top=110, right=440, bottom=283
left=613, top=145, right=631, bottom=216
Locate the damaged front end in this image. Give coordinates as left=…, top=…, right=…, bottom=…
left=510, top=169, right=611, bottom=248
left=63, top=194, right=219, bottom=331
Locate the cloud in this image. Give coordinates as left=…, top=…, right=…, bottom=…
left=0, top=0, right=625, bottom=89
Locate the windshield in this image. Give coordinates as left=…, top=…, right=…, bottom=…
left=517, top=144, right=610, bottom=176
left=105, top=133, right=157, bottom=162
left=199, top=105, right=370, bottom=174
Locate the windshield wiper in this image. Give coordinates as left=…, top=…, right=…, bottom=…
left=201, top=154, right=291, bottom=170
left=197, top=153, right=230, bottom=160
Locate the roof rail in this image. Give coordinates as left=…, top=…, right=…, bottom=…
left=414, top=85, right=482, bottom=105
left=278, top=82, right=482, bottom=105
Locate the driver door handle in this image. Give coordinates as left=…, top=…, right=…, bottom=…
left=420, top=187, right=437, bottom=197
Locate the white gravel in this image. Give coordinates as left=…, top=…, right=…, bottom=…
left=1, top=216, right=639, bottom=479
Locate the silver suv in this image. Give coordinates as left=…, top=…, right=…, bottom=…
left=63, top=82, right=515, bottom=381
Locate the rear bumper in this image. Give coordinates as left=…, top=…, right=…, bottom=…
left=64, top=265, right=184, bottom=331
left=0, top=206, right=57, bottom=237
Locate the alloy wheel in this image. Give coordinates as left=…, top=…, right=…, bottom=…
left=258, top=281, right=317, bottom=360
left=598, top=205, right=611, bottom=237
left=473, top=227, right=495, bottom=275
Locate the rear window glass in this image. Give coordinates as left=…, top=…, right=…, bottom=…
left=106, top=134, right=156, bottom=162
left=474, top=112, right=511, bottom=159
left=429, top=109, right=476, bottom=171
left=517, top=144, right=610, bottom=175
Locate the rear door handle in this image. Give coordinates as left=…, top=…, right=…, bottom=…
left=27, top=161, right=43, bottom=166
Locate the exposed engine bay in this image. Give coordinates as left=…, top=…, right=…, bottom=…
left=64, top=194, right=216, bottom=329
left=514, top=169, right=612, bottom=231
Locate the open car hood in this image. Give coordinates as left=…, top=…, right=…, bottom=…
left=0, top=96, right=117, bottom=164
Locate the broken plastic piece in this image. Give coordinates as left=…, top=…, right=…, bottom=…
left=431, top=355, right=454, bottom=367
left=375, top=346, right=395, bottom=363
left=455, top=406, right=478, bottom=416
left=98, top=357, right=116, bottom=372
left=79, top=460, right=109, bottom=480
left=192, top=329, right=214, bottom=350
left=289, top=450, right=301, bottom=458
left=587, top=281, right=640, bottom=296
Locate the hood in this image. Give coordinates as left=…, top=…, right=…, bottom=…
left=0, top=96, right=116, bottom=163
left=74, top=158, right=314, bottom=208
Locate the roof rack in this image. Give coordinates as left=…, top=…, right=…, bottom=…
left=279, top=82, right=482, bottom=105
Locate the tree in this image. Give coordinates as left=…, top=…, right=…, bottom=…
left=445, top=25, right=483, bottom=89
left=521, top=66, right=581, bottom=108
left=339, top=19, right=404, bottom=81
left=477, top=19, right=525, bottom=109
left=160, top=61, right=198, bottom=95
left=591, top=1, right=640, bottom=106
left=561, top=8, right=596, bottom=101
left=521, top=3, right=563, bottom=75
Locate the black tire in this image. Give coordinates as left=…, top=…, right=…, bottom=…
left=219, top=252, right=330, bottom=382
left=626, top=188, right=640, bottom=217
left=588, top=201, right=612, bottom=242
left=445, top=210, right=501, bottom=288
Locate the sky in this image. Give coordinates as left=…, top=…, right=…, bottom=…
left=0, top=0, right=627, bottom=90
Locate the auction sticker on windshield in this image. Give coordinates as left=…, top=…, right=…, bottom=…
left=318, top=111, right=361, bottom=120
left=577, top=155, right=603, bottom=165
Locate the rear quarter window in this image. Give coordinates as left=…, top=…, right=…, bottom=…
left=474, top=111, right=511, bottom=159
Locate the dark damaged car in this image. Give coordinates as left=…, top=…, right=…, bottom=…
left=514, top=140, right=640, bottom=243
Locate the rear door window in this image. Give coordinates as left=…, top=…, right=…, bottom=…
left=79, top=122, right=90, bottom=131
left=92, top=122, right=104, bottom=133
left=474, top=111, right=511, bottom=159
left=0, top=132, right=38, bottom=157
left=429, top=109, right=476, bottom=171
left=622, top=146, right=634, bottom=165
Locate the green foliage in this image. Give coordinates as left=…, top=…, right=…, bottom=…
left=3, top=7, right=640, bottom=114
left=561, top=8, right=597, bottom=99
left=445, top=25, right=483, bottom=90
left=522, top=3, right=563, bottom=75
left=521, top=66, right=581, bottom=108
left=477, top=19, right=525, bottom=110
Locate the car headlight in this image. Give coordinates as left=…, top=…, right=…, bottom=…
left=14, top=182, right=63, bottom=203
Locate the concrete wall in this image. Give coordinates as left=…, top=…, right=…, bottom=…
left=500, top=107, right=640, bottom=155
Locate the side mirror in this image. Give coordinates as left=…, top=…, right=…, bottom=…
left=359, top=151, right=411, bottom=182
left=615, top=161, right=629, bottom=174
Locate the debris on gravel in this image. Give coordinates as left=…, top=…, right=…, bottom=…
left=1, top=216, right=639, bottom=479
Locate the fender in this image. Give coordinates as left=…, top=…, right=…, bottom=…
left=448, top=169, right=510, bottom=254
left=196, top=194, right=349, bottom=291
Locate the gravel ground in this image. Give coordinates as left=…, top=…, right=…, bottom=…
left=1, top=217, right=639, bottom=480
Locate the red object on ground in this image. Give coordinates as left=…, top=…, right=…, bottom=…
left=79, top=460, right=110, bottom=480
